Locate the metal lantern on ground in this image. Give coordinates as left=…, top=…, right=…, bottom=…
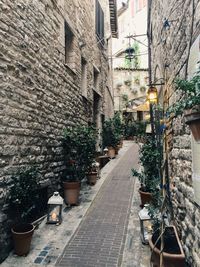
left=138, top=204, right=152, bottom=244
left=47, top=192, right=63, bottom=225
left=147, top=86, right=158, bottom=103
left=103, top=147, right=108, bottom=155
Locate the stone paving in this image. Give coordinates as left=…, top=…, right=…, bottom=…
left=121, top=175, right=151, bottom=267
left=2, top=141, right=151, bottom=267
left=56, top=143, right=140, bottom=267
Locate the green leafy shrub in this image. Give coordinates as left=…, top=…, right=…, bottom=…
left=132, top=136, right=163, bottom=230
left=124, top=120, right=146, bottom=139
left=7, top=167, right=40, bottom=223
left=63, top=125, right=97, bottom=181
left=169, top=74, right=200, bottom=116
left=102, top=113, right=124, bottom=148
left=132, top=136, right=161, bottom=193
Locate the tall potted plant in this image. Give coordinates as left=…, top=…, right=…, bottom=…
left=102, top=119, right=117, bottom=158
left=102, top=113, right=123, bottom=157
left=132, top=136, right=161, bottom=207
left=63, top=125, right=97, bottom=204
left=169, top=73, right=200, bottom=141
left=7, top=167, right=40, bottom=256
left=149, top=225, right=185, bottom=267
left=74, top=125, right=97, bottom=185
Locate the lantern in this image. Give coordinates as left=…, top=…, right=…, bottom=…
left=138, top=204, right=152, bottom=244
left=103, top=147, right=108, bottom=155
left=47, top=192, right=63, bottom=225
left=125, top=47, right=135, bottom=61
left=147, top=86, right=158, bottom=103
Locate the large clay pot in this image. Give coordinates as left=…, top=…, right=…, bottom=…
left=98, top=155, right=109, bottom=169
left=184, top=106, right=200, bottom=142
left=12, top=223, right=35, bottom=256
left=149, top=226, right=185, bottom=267
left=87, top=172, right=97, bottom=185
left=114, top=145, right=120, bottom=155
left=63, top=181, right=81, bottom=205
left=107, top=146, right=115, bottom=158
left=139, top=189, right=152, bottom=207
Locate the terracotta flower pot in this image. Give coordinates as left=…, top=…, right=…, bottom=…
left=114, top=146, right=120, bottom=155
left=12, top=223, right=35, bottom=256
left=87, top=171, right=97, bottom=185
left=139, top=189, right=152, bottom=208
left=149, top=226, right=185, bottom=267
left=63, top=181, right=81, bottom=205
left=107, top=146, right=115, bottom=158
left=184, top=106, right=200, bottom=142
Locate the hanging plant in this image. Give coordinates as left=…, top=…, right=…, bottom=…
left=140, top=86, right=146, bottom=92
left=132, top=89, right=138, bottom=95
left=168, top=73, right=200, bottom=141
left=124, top=79, right=132, bottom=86
left=134, top=77, right=140, bottom=85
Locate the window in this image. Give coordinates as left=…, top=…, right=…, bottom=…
left=64, top=20, right=74, bottom=67
left=95, top=0, right=104, bottom=45
left=81, top=57, right=87, bottom=97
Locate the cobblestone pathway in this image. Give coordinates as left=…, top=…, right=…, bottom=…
left=56, top=143, right=139, bottom=267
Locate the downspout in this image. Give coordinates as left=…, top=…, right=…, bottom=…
left=147, top=0, right=152, bottom=85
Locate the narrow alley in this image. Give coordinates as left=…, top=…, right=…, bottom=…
left=0, top=0, right=200, bottom=266
left=56, top=142, right=138, bottom=267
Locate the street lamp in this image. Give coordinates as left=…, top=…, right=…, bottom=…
left=147, top=86, right=158, bottom=103
left=147, top=86, right=158, bottom=135
left=125, top=47, right=135, bottom=61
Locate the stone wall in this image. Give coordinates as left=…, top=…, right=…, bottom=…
left=113, top=68, right=148, bottom=112
left=149, top=0, right=200, bottom=266
left=0, top=0, right=114, bottom=262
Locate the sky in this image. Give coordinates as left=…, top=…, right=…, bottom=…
left=117, top=0, right=128, bottom=9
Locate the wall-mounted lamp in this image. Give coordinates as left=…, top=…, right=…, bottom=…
left=147, top=86, right=158, bottom=104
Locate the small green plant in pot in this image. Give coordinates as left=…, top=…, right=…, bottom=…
left=102, top=113, right=124, bottom=157
left=7, top=167, right=40, bottom=256
left=169, top=73, right=200, bottom=141
left=132, top=136, right=161, bottom=207
left=102, top=119, right=118, bottom=158
left=63, top=125, right=97, bottom=204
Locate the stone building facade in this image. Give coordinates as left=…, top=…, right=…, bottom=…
left=0, top=0, right=117, bottom=262
left=112, top=0, right=148, bottom=121
left=149, top=0, right=200, bottom=266
left=113, top=67, right=148, bottom=117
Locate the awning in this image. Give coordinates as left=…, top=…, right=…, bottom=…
left=132, top=102, right=150, bottom=112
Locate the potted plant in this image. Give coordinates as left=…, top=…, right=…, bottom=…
left=134, top=76, right=140, bottom=85
left=124, top=79, right=131, bottom=86
left=169, top=73, right=200, bottom=141
left=102, top=119, right=117, bottom=158
left=102, top=113, right=123, bottom=157
left=132, top=136, right=161, bottom=207
left=112, top=112, right=124, bottom=154
left=77, top=125, right=98, bottom=186
left=140, top=86, right=146, bottom=92
left=7, top=167, right=40, bottom=256
left=63, top=125, right=97, bottom=204
left=149, top=225, right=185, bottom=267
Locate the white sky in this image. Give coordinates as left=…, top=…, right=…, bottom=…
left=117, top=0, right=128, bottom=9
